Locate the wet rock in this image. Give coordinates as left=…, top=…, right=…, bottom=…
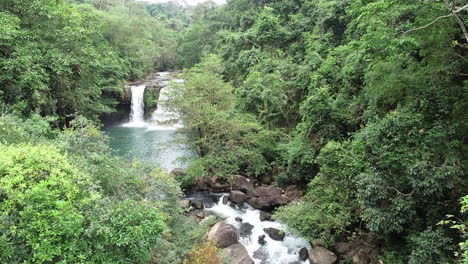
left=239, top=223, right=254, bottom=237
left=179, top=199, right=191, bottom=209
left=230, top=175, right=254, bottom=192
left=263, top=227, right=285, bottom=241
left=235, top=217, right=243, bottom=222
left=222, top=243, right=254, bottom=264
left=299, top=247, right=309, bottom=261
left=247, top=186, right=289, bottom=209
left=192, top=201, right=204, bottom=209
left=230, top=190, right=248, bottom=203
left=259, top=211, right=272, bottom=221
left=253, top=247, right=269, bottom=263
left=258, top=234, right=266, bottom=245
left=223, top=195, right=229, bottom=204
left=170, top=168, right=185, bottom=176
left=208, top=221, right=239, bottom=248
left=309, top=246, right=337, bottom=264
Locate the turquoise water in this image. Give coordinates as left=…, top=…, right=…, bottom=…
left=103, top=125, right=191, bottom=172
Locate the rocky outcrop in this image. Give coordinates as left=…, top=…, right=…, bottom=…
left=208, top=221, right=239, bottom=248
left=230, top=175, right=255, bottom=192
left=309, top=246, right=337, bottom=264
left=194, top=176, right=230, bottom=192
left=222, top=243, right=254, bottom=264
left=247, top=186, right=289, bottom=209
left=230, top=190, right=248, bottom=203
left=263, top=227, right=285, bottom=241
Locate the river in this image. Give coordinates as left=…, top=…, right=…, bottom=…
left=103, top=72, right=311, bottom=264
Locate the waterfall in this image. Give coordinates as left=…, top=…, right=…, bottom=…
left=125, top=85, right=146, bottom=127
left=130, top=85, right=146, bottom=123
left=147, top=73, right=183, bottom=130
left=122, top=72, right=182, bottom=130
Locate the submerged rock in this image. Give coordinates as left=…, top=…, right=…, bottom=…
left=263, top=227, right=285, bottom=241
left=208, top=221, right=239, bottom=248
left=222, top=243, right=254, bottom=264
left=309, top=246, right=337, bottom=264
left=253, top=247, right=269, bottom=263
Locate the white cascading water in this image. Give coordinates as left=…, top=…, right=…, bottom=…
left=124, top=84, right=147, bottom=127
left=147, top=73, right=183, bottom=130
left=205, top=195, right=311, bottom=264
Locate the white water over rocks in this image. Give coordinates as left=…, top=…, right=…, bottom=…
left=205, top=194, right=311, bottom=264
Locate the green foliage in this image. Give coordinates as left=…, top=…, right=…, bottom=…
left=275, top=141, right=363, bottom=246
left=0, top=114, right=202, bottom=263
left=168, top=55, right=279, bottom=179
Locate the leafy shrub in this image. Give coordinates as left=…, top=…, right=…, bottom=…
left=185, top=241, right=221, bottom=264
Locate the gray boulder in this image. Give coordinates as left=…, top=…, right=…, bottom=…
left=259, top=211, right=272, bottom=221
left=231, top=175, right=254, bottom=192
left=309, top=246, right=337, bottom=264
left=222, top=243, right=254, bottom=264
left=230, top=190, right=248, bottom=203
left=239, top=222, right=254, bottom=237
left=208, top=221, right=239, bottom=248
left=247, top=186, right=289, bottom=209
left=263, top=227, right=285, bottom=241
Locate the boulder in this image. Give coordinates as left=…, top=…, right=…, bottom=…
left=309, top=246, right=337, bottom=264
left=247, top=186, right=289, bottom=209
left=230, top=175, right=254, bottom=192
left=263, top=227, right=285, bottom=241
left=299, top=247, right=309, bottom=261
left=258, top=234, right=266, bottom=245
left=179, top=199, right=191, bottom=209
left=230, top=190, right=248, bottom=204
left=199, top=215, right=218, bottom=227
left=208, top=221, right=239, bottom=248
left=235, top=217, right=243, bottom=222
left=334, top=242, right=351, bottom=255
left=170, top=168, right=185, bottom=176
left=239, top=222, right=254, bottom=237
left=222, top=243, right=254, bottom=264
left=195, top=176, right=230, bottom=192
left=192, top=201, right=204, bottom=209
left=259, top=211, right=272, bottom=221
left=222, top=195, right=229, bottom=204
